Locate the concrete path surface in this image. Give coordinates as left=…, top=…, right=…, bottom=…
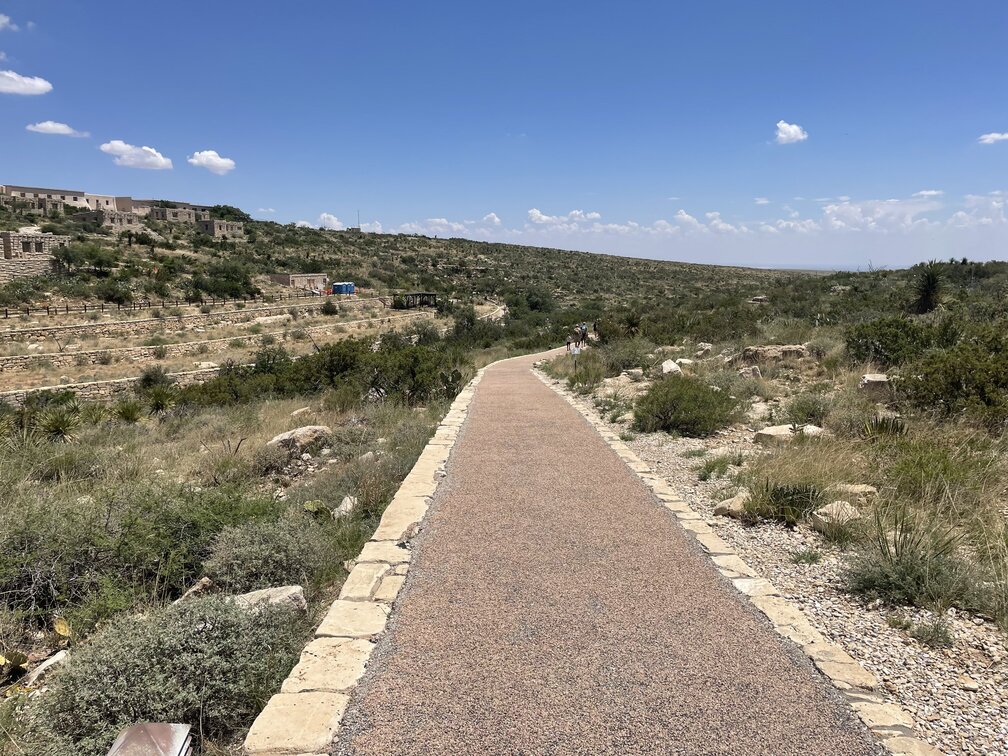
left=334, top=352, right=878, bottom=755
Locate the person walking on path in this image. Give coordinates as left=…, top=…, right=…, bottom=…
left=566, top=334, right=572, bottom=352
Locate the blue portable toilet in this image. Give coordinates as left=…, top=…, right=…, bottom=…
left=331, top=281, right=356, bottom=295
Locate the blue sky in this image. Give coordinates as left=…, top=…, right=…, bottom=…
left=2, top=0, right=1007, bottom=268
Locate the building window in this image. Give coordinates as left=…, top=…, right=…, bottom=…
left=22, top=241, right=32, bottom=257
left=35, top=242, right=44, bottom=255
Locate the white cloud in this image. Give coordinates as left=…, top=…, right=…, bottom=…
left=913, top=189, right=943, bottom=198
left=318, top=213, right=344, bottom=230
left=361, top=220, right=383, bottom=233
left=294, top=220, right=313, bottom=228
left=257, top=208, right=275, bottom=214
left=674, top=209, right=704, bottom=231
left=527, top=208, right=602, bottom=225
left=978, top=132, right=1008, bottom=145
left=482, top=212, right=501, bottom=226
left=26, top=120, right=88, bottom=137
left=754, top=197, right=770, bottom=205
left=0, top=15, right=18, bottom=32
left=187, top=149, right=236, bottom=175
left=0, top=52, right=7, bottom=61
left=775, top=120, right=808, bottom=144
left=99, top=140, right=172, bottom=170
left=0, top=69, right=52, bottom=95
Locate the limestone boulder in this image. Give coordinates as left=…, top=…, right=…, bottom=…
left=267, top=425, right=331, bottom=451
left=290, top=406, right=311, bottom=418
left=675, top=358, right=694, bottom=368
left=738, top=344, right=809, bottom=364
left=661, top=359, right=682, bottom=376
left=738, top=365, right=762, bottom=379
left=811, top=501, right=861, bottom=534
left=694, top=342, right=713, bottom=358
left=193, top=361, right=218, bottom=370
left=336, top=495, right=360, bottom=517
left=754, top=424, right=825, bottom=446
left=714, top=491, right=751, bottom=519
left=858, top=373, right=891, bottom=398
left=233, top=585, right=307, bottom=613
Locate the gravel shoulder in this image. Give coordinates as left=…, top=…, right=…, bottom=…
left=334, top=353, right=879, bottom=755
left=594, top=405, right=1007, bottom=756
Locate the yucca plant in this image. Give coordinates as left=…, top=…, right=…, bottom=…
left=113, top=399, right=144, bottom=423
left=912, top=260, right=944, bottom=314
left=860, top=415, right=907, bottom=442
left=752, top=480, right=822, bottom=527
left=145, top=385, right=177, bottom=416
left=37, top=402, right=82, bottom=443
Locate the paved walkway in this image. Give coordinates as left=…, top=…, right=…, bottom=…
left=334, top=352, right=877, bottom=755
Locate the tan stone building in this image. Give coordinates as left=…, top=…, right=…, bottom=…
left=198, top=218, right=244, bottom=240
left=1, top=184, right=90, bottom=209
left=149, top=206, right=197, bottom=223
left=0, top=231, right=70, bottom=283
left=270, top=272, right=329, bottom=291
left=74, top=210, right=142, bottom=229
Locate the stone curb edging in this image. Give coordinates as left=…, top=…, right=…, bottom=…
left=531, top=367, right=943, bottom=756
left=242, top=366, right=487, bottom=755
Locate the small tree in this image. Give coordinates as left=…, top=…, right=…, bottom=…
left=912, top=260, right=943, bottom=314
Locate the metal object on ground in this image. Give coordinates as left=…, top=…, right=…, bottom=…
left=107, top=723, right=193, bottom=756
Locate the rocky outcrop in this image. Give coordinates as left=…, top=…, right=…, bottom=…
left=858, top=373, right=890, bottom=398
left=661, top=359, right=682, bottom=376
left=738, top=344, right=809, bottom=364
left=267, top=426, right=332, bottom=451
left=714, top=491, right=751, bottom=519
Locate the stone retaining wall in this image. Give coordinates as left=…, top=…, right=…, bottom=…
left=0, top=366, right=225, bottom=406
left=0, top=311, right=433, bottom=373
left=0, top=296, right=391, bottom=344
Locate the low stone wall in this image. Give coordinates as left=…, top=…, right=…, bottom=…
left=0, top=311, right=433, bottom=373
left=0, top=311, right=435, bottom=405
left=0, top=366, right=224, bottom=406
left=0, top=296, right=391, bottom=344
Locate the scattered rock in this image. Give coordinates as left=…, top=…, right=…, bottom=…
left=336, top=495, right=360, bottom=517
left=254, top=314, right=292, bottom=325
left=833, top=483, right=878, bottom=507
left=749, top=295, right=768, bottom=303
left=290, top=406, right=311, bottom=418
left=754, top=424, right=825, bottom=446
left=738, top=365, right=762, bottom=379
left=174, top=576, right=214, bottom=604
left=266, top=425, right=331, bottom=450
left=22, top=649, right=68, bottom=687
left=738, top=344, right=809, bottom=364
left=958, top=674, right=980, bottom=692
left=675, top=358, right=694, bottom=367
left=859, top=373, right=891, bottom=397
left=193, top=361, right=218, bottom=370
left=624, top=368, right=644, bottom=380
left=358, top=451, right=375, bottom=464
left=694, top=342, right=713, bottom=358
left=714, top=491, right=751, bottom=519
left=233, top=585, right=307, bottom=613
left=661, top=359, right=682, bottom=376
left=811, top=501, right=861, bottom=533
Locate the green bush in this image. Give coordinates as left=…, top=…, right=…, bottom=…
left=633, top=376, right=740, bottom=437
left=845, top=317, right=929, bottom=368
left=204, top=512, right=330, bottom=593
left=746, top=481, right=823, bottom=527
left=785, top=392, right=832, bottom=426
left=20, top=598, right=305, bottom=756
left=321, top=299, right=339, bottom=316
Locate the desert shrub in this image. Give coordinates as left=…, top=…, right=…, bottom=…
left=36, top=402, right=82, bottom=443
left=845, top=317, right=929, bottom=368
left=204, top=511, right=331, bottom=593
left=566, top=350, right=605, bottom=391
left=95, top=350, right=113, bottom=365
left=19, top=598, right=305, bottom=756
left=824, top=389, right=878, bottom=437
left=859, top=415, right=907, bottom=442
left=847, top=503, right=974, bottom=610
left=137, top=365, right=174, bottom=392
left=321, top=299, right=339, bottom=316
left=322, top=383, right=361, bottom=413
left=598, top=338, right=653, bottom=376
left=145, top=384, right=177, bottom=416
left=785, top=391, right=832, bottom=426
left=697, top=452, right=743, bottom=481
left=898, top=338, right=1008, bottom=431
left=911, top=615, right=953, bottom=648
left=152, top=344, right=168, bottom=359
left=791, top=548, right=822, bottom=564
left=746, top=480, right=823, bottom=527
left=251, top=444, right=290, bottom=476
left=633, top=376, right=740, bottom=437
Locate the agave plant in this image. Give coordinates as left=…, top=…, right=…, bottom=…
left=860, top=415, right=907, bottom=442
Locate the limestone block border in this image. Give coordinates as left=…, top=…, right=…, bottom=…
left=243, top=367, right=486, bottom=755
left=531, top=367, right=941, bottom=756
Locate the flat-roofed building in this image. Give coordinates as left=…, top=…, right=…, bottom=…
left=150, top=206, right=197, bottom=223
left=198, top=218, right=244, bottom=240
left=269, top=272, right=329, bottom=291
left=74, top=210, right=142, bottom=229
left=1, top=184, right=89, bottom=209
left=0, top=231, right=70, bottom=283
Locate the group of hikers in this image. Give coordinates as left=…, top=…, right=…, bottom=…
left=566, top=322, right=595, bottom=351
